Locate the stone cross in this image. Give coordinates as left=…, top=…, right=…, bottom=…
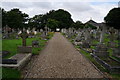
left=20, top=29, right=28, bottom=46
left=99, top=26, right=106, bottom=43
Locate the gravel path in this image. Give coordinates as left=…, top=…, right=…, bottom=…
left=22, top=32, right=104, bottom=78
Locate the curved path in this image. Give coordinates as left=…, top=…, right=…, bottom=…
left=22, top=32, right=103, bottom=78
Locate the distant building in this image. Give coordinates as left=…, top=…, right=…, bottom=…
left=85, top=19, right=108, bottom=29
left=85, top=19, right=100, bottom=29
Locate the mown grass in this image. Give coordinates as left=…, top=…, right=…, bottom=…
left=2, top=67, right=21, bottom=79
left=2, top=32, right=54, bottom=79
left=2, top=32, right=54, bottom=58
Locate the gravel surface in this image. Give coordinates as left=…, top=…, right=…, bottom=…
left=22, top=32, right=104, bottom=78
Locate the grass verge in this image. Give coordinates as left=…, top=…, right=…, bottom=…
left=2, top=32, right=54, bottom=79
left=2, top=67, right=21, bottom=79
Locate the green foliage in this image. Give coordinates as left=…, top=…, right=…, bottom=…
left=2, top=8, right=74, bottom=30
left=2, top=32, right=54, bottom=58
left=2, top=39, right=22, bottom=58
left=71, top=21, right=84, bottom=29
left=28, top=15, right=43, bottom=29
left=46, top=18, right=59, bottom=31
left=85, top=23, right=97, bottom=29
left=2, top=8, right=29, bottom=29
left=2, top=8, right=7, bottom=28
left=41, top=9, right=74, bottom=29
left=104, top=8, right=120, bottom=29
left=2, top=67, right=21, bottom=79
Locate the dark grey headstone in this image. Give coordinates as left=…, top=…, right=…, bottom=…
left=32, top=40, right=39, bottom=47
left=94, top=43, right=109, bottom=58
left=17, top=46, right=32, bottom=53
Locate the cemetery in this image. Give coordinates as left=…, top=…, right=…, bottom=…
left=62, top=21, right=120, bottom=78
left=1, top=2, right=120, bottom=79
left=2, top=29, right=54, bottom=78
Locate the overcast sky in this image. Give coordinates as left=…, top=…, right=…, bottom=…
left=1, top=0, right=119, bottom=23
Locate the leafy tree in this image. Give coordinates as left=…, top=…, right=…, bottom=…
left=2, top=8, right=7, bottom=28
left=71, top=21, right=84, bottom=29
left=41, top=9, right=74, bottom=29
left=104, top=8, right=120, bottom=51
left=46, top=18, right=59, bottom=31
left=104, top=8, right=120, bottom=29
left=28, top=14, right=43, bottom=30
left=85, top=23, right=97, bottom=29
left=6, top=8, right=29, bottom=29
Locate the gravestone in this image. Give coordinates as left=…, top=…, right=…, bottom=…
left=40, top=29, right=43, bottom=32
left=41, top=31, right=47, bottom=39
left=82, top=29, right=91, bottom=48
left=113, top=30, right=120, bottom=57
left=94, top=26, right=109, bottom=58
left=75, top=32, right=82, bottom=42
left=82, top=41, right=90, bottom=48
left=113, top=47, right=120, bottom=57
left=18, top=29, right=32, bottom=53
left=94, top=43, right=109, bottom=58
left=32, top=40, right=39, bottom=47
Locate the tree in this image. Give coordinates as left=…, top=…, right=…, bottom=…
left=104, top=8, right=120, bottom=29
left=6, top=8, right=29, bottom=29
left=46, top=18, right=59, bottom=31
left=71, top=21, right=84, bottom=29
left=2, top=8, right=7, bottom=28
left=104, top=8, right=120, bottom=56
left=85, top=23, right=97, bottom=29
left=41, top=9, right=74, bottom=29
left=28, top=14, right=43, bottom=30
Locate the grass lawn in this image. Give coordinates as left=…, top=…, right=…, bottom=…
left=2, top=32, right=54, bottom=58
left=2, top=38, right=47, bottom=58
left=2, top=67, right=21, bottom=79
left=2, top=32, right=54, bottom=79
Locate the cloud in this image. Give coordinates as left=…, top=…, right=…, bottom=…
left=1, top=1, right=118, bottom=23
left=2, top=0, right=120, bottom=2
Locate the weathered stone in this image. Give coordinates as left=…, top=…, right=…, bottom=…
left=113, top=47, right=120, bottom=57
left=81, top=40, right=90, bottom=48
left=94, top=43, right=109, bottom=58
left=32, top=40, right=39, bottom=47
left=17, top=46, right=32, bottom=53
left=2, top=59, right=17, bottom=64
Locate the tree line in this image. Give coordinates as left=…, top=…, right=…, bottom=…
left=1, top=7, right=120, bottom=31
left=1, top=8, right=85, bottom=31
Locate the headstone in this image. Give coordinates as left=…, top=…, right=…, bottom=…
left=94, top=25, right=109, bottom=58
left=94, top=43, right=109, bottom=58
left=40, top=31, right=47, bottom=39
left=20, top=30, right=28, bottom=46
left=82, top=41, right=90, bottom=48
left=75, top=32, right=82, bottom=42
left=81, top=29, right=91, bottom=48
left=18, top=28, right=32, bottom=53
left=32, top=40, right=39, bottom=47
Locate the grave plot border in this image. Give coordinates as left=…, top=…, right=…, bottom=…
left=91, top=53, right=120, bottom=73
left=2, top=53, right=32, bottom=70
